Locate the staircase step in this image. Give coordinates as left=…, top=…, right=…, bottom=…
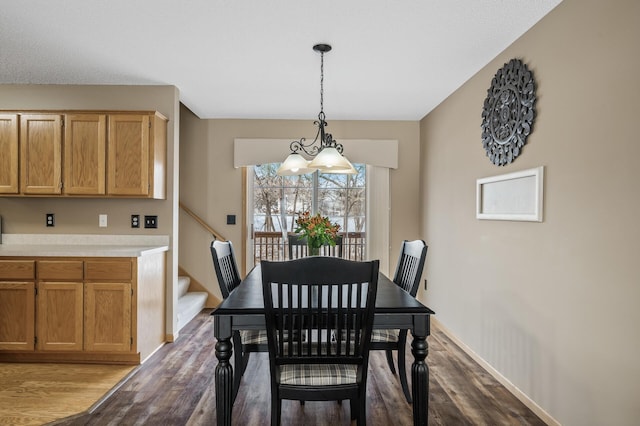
left=178, top=275, right=190, bottom=298
left=177, top=291, right=208, bottom=331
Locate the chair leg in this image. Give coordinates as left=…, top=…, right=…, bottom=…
left=358, top=395, right=367, bottom=426
left=271, top=390, right=281, bottom=425
left=349, top=398, right=358, bottom=421
left=232, top=333, right=243, bottom=397
left=398, top=331, right=412, bottom=404
left=241, top=351, right=251, bottom=375
left=385, top=349, right=396, bottom=375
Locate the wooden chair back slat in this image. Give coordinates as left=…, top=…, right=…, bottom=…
left=262, top=257, right=378, bottom=365
left=392, top=239, right=428, bottom=296
left=210, top=240, right=242, bottom=298
left=287, top=233, right=344, bottom=259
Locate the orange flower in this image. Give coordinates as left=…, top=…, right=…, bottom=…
left=295, top=211, right=340, bottom=248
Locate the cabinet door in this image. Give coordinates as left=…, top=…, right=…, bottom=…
left=36, top=282, right=83, bottom=351
left=0, top=282, right=35, bottom=350
left=84, top=282, right=132, bottom=352
left=20, top=114, right=63, bottom=194
left=0, top=114, right=19, bottom=194
left=64, top=114, right=106, bottom=195
left=107, top=114, right=150, bottom=196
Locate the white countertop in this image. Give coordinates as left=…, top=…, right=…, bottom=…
left=0, top=234, right=169, bottom=258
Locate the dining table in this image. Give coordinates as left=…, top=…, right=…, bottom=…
left=211, top=263, right=435, bottom=426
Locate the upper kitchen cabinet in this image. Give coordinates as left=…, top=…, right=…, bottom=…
left=64, top=114, right=106, bottom=195
left=20, top=114, right=63, bottom=195
left=107, top=112, right=167, bottom=199
left=0, top=114, right=19, bottom=194
left=0, top=110, right=167, bottom=199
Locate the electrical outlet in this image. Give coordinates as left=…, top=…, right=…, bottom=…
left=99, top=214, right=108, bottom=227
left=46, top=213, right=55, bottom=227
left=144, top=215, right=158, bottom=228
left=131, top=215, right=140, bottom=228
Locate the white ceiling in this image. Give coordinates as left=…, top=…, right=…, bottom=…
left=0, top=0, right=562, bottom=121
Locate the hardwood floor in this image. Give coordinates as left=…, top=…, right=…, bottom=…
left=0, top=363, right=134, bottom=425
left=51, top=310, right=545, bottom=425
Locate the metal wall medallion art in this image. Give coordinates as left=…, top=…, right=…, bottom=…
left=481, top=58, right=536, bottom=166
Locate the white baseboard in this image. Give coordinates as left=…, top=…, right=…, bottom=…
left=141, top=342, right=167, bottom=364
left=431, top=317, right=560, bottom=426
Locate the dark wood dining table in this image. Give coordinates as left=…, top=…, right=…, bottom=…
left=211, top=263, right=435, bottom=426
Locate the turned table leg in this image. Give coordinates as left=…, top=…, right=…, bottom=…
left=411, top=319, right=430, bottom=425
left=214, top=318, right=233, bottom=426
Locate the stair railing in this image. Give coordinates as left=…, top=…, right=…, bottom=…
left=179, top=202, right=226, bottom=241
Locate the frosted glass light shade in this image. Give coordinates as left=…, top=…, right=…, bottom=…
left=277, top=153, right=314, bottom=175
left=321, top=161, right=358, bottom=174
left=308, top=147, right=354, bottom=171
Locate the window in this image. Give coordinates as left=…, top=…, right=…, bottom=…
left=251, top=163, right=366, bottom=263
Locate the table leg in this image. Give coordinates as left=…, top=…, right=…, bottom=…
left=411, top=332, right=429, bottom=426
left=215, top=336, right=233, bottom=426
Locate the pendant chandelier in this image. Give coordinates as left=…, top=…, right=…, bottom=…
left=277, top=44, right=356, bottom=176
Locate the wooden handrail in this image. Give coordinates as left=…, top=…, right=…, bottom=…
left=179, top=202, right=226, bottom=241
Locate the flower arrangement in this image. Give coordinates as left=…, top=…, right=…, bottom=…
left=294, top=211, right=341, bottom=255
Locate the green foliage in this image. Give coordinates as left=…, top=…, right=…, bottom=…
left=294, top=211, right=341, bottom=249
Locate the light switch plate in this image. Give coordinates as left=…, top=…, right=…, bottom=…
left=144, top=215, right=158, bottom=228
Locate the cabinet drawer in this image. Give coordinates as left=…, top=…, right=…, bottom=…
left=37, top=261, right=83, bottom=280
left=0, top=260, right=35, bottom=279
left=85, top=260, right=132, bottom=280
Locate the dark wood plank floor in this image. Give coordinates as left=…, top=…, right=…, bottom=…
left=52, top=310, right=545, bottom=425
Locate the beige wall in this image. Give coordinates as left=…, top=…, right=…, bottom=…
left=6, top=2, right=634, bottom=420
left=0, top=85, right=182, bottom=337
left=420, top=0, right=640, bottom=424
left=178, top=106, right=421, bottom=301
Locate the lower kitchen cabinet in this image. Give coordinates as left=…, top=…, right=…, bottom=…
left=36, top=260, right=84, bottom=351
left=37, top=281, right=84, bottom=351
left=0, top=282, right=35, bottom=351
left=0, top=253, right=165, bottom=364
left=0, top=260, right=36, bottom=351
left=84, top=282, right=132, bottom=352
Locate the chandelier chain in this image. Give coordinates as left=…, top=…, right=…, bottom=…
left=320, top=51, right=324, bottom=113
left=287, top=44, right=343, bottom=157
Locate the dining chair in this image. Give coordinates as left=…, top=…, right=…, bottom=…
left=370, top=239, right=427, bottom=404
left=210, top=240, right=268, bottom=398
left=287, top=233, right=344, bottom=259
left=261, top=257, right=379, bottom=426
